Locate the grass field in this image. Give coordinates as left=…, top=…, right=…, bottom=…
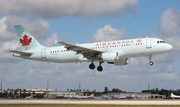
left=0, top=104, right=180, bottom=107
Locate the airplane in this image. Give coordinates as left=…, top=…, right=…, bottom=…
left=171, top=92, right=180, bottom=99
left=101, top=94, right=112, bottom=100
left=72, top=93, right=94, bottom=99
left=112, top=95, right=128, bottom=99
left=63, top=93, right=73, bottom=99
left=102, top=94, right=112, bottom=100
left=127, top=93, right=136, bottom=99
left=9, top=25, right=173, bottom=72
left=24, top=95, right=33, bottom=99
left=112, top=93, right=136, bottom=99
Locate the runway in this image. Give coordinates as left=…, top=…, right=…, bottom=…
left=1, top=99, right=180, bottom=105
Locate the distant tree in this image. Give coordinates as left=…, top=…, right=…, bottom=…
left=22, top=89, right=27, bottom=98
left=14, top=89, right=21, bottom=98
left=155, top=88, right=159, bottom=93
left=93, top=89, right=96, bottom=92
left=28, top=90, right=32, bottom=96
left=14, top=89, right=18, bottom=96
left=33, top=91, right=35, bottom=96
left=36, top=93, right=43, bottom=99
left=103, top=86, right=109, bottom=94
left=176, top=89, right=180, bottom=95
left=20, top=89, right=22, bottom=98
left=111, top=88, right=122, bottom=92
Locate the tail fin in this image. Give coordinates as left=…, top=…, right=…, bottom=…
left=15, top=25, right=44, bottom=51
left=90, top=93, right=94, bottom=97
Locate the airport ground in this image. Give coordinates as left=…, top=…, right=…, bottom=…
left=1, top=104, right=180, bottom=107
left=1, top=99, right=180, bottom=106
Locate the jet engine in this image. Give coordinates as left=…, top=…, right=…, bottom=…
left=101, top=52, right=119, bottom=62
left=114, top=58, right=129, bottom=66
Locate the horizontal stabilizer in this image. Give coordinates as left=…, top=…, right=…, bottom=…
left=9, top=50, right=33, bottom=56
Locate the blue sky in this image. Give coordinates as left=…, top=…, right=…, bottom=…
left=44, top=0, right=180, bottom=43
left=0, top=0, right=180, bottom=92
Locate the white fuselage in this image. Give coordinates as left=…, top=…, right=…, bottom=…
left=14, top=38, right=172, bottom=64
left=11, top=25, right=173, bottom=71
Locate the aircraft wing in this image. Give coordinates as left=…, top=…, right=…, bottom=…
left=57, top=41, right=105, bottom=59
left=9, top=50, right=33, bottom=56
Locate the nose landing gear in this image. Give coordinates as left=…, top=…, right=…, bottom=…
left=149, top=56, right=153, bottom=65
left=149, top=61, right=153, bottom=65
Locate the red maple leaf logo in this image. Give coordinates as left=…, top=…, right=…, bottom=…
left=19, top=35, right=32, bottom=46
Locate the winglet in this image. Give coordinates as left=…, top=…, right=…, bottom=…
left=57, top=41, right=67, bottom=45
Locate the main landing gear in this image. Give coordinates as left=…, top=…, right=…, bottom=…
left=89, top=62, right=103, bottom=72
left=149, top=56, right=153, bottom=65
left=89, top=63, right=95, bottom=70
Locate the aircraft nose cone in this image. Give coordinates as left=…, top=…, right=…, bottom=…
left=166, top=44, right=173, bottom=51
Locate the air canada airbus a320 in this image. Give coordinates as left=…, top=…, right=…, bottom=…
left=10, top=25, right=173, bottom=72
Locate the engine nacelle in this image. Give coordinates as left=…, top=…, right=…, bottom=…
left=13, top=53, right=21, bottom=57
left=101, top=52, right=118, bottom=62
left=114, top=58, right=128, bottom=66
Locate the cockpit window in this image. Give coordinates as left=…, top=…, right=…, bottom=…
left=157, top=41, right=166, bottom=44
left=160, top=41, right=165, bottom=43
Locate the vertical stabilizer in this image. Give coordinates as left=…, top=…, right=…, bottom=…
left=15, top=25, right=44, bottom=51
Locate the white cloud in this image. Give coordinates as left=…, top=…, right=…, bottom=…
left=0, top=40, right=19, bottom=62
left=164, top=36, right=180, bottom=51
left=0, top=16, right=49, bottom=41
left=0, top=15, right=50, bottom=65
left=159, top=8, right=180, bottom=37
left=131, top=8, right=180, bottom=90
left=42, top=33, right=59, bottom=47
left=90, top=24, right=126, bottom=42
left=0, top=0, right=138, bottom=18
left=0, top=16, right=49, bottom=72
left=158, top=8, right=180, bottom=51
left=0, top=16, right=15, bottom=40
left=156, top=72, right=178, bottom=81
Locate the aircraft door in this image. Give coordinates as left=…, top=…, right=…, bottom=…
left=146, top=39, right=151, bottom=48
left=41, top=48, right=46, bottom=58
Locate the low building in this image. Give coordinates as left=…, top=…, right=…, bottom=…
left=9, top=88, right=53, bottom=98
left=107, top=92, right=166, bottom=99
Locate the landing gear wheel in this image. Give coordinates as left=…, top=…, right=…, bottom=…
left=148, top=56, right=153, bottom=66
left=97, top=66, right=103, bottom=72
left=89, top=63, right=95, bottom=70
left=149, top=61, right=153, bottom=65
